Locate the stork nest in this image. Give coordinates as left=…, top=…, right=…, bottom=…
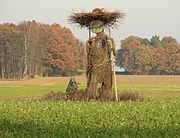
left=68, top=8, right=125, bottom=28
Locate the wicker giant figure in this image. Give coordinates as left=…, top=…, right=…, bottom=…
left=69, top=8, right=125, bottom=99
left=86, top=20, right=116, bottom=99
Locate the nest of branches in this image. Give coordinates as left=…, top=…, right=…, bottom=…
left=68, top=8, right=125, bottom=28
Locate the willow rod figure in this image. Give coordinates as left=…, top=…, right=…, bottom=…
left=69, top=8, right=125, bottom=100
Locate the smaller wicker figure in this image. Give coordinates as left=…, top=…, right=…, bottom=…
left=66, top=78, right=78, bottom=93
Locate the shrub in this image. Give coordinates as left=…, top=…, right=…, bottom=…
left=118, top=92, right=144, bottom=101
left=43, top=90, right=144, bottom=102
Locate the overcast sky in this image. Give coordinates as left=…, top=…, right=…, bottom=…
left=1, top=0, right=180, bottom=48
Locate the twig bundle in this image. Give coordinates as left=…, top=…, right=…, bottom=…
left=69, top=8, right=125, bottom=28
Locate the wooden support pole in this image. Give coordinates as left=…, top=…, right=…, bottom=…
left=108, top=25, right=118, bottom=101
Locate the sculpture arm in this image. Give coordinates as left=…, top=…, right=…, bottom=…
left=86, top=41, right=91, bottom=78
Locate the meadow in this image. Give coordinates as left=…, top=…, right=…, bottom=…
left=0, top=75, right=179, bottom=137
left=0, top=75, right=179, bottom=98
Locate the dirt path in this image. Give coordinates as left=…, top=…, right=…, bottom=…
left=116, top=75, right=180, bottom=84
left=0, top=75, right=180, bottom=85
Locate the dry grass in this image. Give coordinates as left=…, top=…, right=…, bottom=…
left=116, top=75, right=180, bottom=84
left=0, top=75, right=179, bottom=85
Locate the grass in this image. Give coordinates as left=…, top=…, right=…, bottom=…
left=0, top=83, right=179, bottom=98
left=117, top=84, right=180, bottom=97
left=0, top=76, right=179, bottom=138
left=0, top=84, right=67, bottom=97
left=0, top=99, right=179, bottom=138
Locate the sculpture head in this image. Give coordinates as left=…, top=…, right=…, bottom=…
left=89, top=20, right=104, bottom=34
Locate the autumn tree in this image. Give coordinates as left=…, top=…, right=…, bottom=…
left=135, top=46, right=155, bottom=74
left=39, top=23, right=86, bottom=76
left=156, top=37, right=180, bottom=74
left=116, top=36, right=143, bottom=74
left=0, top=20, right=86, bottom=79
left=58, top=26, right=86, bottom=71
left=116, top=36, right=180, bottom=75
left=0, top=23, right=24, bottom=79
left=18, top=20, right=43, bottom=78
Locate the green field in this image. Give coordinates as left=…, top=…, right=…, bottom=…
left=0, top=83, right=180, bottom=98
left=0, top=99, right=179, bottom=138
left=0, top=84, right=67, bottom=97
left=0, top=76, right=179, bottom=137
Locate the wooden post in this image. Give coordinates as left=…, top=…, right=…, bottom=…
left=108, top=25, right=118, bottom=101
left=114, top=64, right=118, bottom=101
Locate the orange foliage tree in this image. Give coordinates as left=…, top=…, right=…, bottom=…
left=0, top=21, right=86, bottom=79
left=116, top=36, right=180, bottom=75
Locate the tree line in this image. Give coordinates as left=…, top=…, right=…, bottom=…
left=1, top=21, right=179, bottom=79
left=116, top=35, right=180, bottom=75
left=0, top=20, right=86, bottom=79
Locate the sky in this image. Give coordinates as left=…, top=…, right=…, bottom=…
left=0, top=0, right=180, bottom=48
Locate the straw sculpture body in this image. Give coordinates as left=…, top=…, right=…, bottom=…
left=69, top=8, right=125, bottom=100
left=86, top=32, right=116, bottom=99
